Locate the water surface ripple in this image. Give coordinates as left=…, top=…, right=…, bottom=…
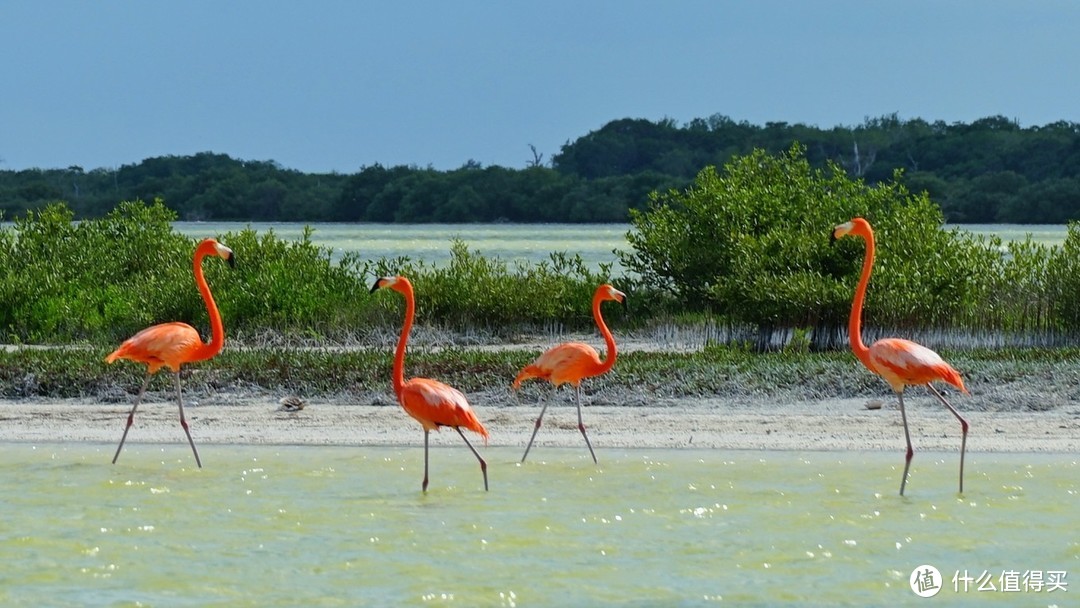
left=1, top=445, right=1076, bottom=606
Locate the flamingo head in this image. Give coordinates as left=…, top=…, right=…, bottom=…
left=830, top=217, right=872, bottom=244
left=198, top=238, right=236, bottom=268
left=597, top=284, right=628, bottom=311
left=369, top=275, right=412, bottom=295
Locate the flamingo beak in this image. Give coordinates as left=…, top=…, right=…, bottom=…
left=214, top=242, right=236, bottom=268
left=830, top=221, right=854, bottom=244
left=369, top=276, right=393, bottom=293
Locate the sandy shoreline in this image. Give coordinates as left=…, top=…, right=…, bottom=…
left=2, top=394, right=1077, bottom=453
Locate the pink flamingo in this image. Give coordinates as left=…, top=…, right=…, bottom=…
left=832, top=218, right=969, bottom=495
left=370, top=276, right=489, bottom=492
left=105, top=238, right=235, bottom=467
left=513, top=284, right=626, bottom=463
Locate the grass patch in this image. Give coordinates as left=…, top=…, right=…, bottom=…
left=4, top=346, right=1078, bottom=409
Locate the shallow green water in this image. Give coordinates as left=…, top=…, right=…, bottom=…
left=173, top=222, right=632, bottom=272
left=168, top=222, right=1070, bottom=275
left=1, top=445, right=1076, bottom=607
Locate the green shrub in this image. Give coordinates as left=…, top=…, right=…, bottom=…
left=390, top=239, right=623, bottom=331
left=4, top=186, right=1080, bottom=349
left=619, top=144, right=1015, bottom=347
left=0, top=200, right=641, bottom=344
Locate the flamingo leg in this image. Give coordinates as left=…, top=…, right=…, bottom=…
left=113, top=373, right=153, bottom=464
left=456, top=427, right=489, bottom=491
left=897, top=390, right=914, bottom=496
left=575, top=384, right=598, bottom=464
left=422, top=430, right=430, bottom=492
left=521, top=401, right=551, bottom=463
left=927, top=384, right=968, bottom=494
left=174, top=372, right=202, bottom=468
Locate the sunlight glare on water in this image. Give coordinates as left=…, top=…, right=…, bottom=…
left=0, top=445, right=1076, bottom=606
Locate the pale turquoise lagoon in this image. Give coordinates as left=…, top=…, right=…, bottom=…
left=1, top=445, right=1076, bottom=606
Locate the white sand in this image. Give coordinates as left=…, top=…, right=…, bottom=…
left=2, top=394, right=1077, bottom=453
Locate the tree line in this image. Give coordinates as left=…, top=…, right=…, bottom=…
left=3, top=113, right=1079, bottom=223
left=6, top=145, right=1080, bottom=350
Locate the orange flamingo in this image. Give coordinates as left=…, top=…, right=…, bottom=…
left=370, top=276, right=489, bottom=492
left=832, top=218, right=969, bottom=495
left=513, top=284, right=626, bottom=463
left=105, top=238, right=235, bottom=467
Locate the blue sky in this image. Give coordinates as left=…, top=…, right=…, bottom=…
left=2, top=1, right=1078, bottom=173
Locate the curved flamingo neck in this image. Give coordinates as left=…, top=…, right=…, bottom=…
left=392, top=281, right=414, bottom=397
left=192, top=244, right=225, bottom=362
left=848, top=228, right=874, bottom=369
left=593, top=292, right=617, bottom=375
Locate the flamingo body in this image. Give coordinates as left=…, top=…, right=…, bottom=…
left=106, top=238, right=235, bottom=468
left=833, top=217, right=969, bottom=495
left=399, top=377, right=489, bottom=439
left=515, top=284, right=626, bottom=463
left=370, top=275, right=489, bottom=492
left=106, top=322, right=204, bottom=374
left=514, top=342, right=604, bottom=389
left=866, top=338, right=967, bottom=395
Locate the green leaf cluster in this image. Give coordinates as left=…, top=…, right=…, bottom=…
left=7, top=114, right=1080, bottom=225
left=0, top=200, right=629, bottom=345
left=620, top=145, right=1075, bottom=347
left=382, top=240, right=619, bottom=331
left=0, top=199, right=373, bottom=343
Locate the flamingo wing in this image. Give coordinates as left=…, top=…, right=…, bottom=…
left=399, top=378, right=489, bottom=441
left=105, top=322, right=203, bottom=373
left=514, top=342, right=603, bottom=388
left=869, top=338, right=967, bottom=393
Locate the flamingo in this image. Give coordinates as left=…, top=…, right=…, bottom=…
left=513, top=283, right=627, bottom=464
left=105, top=238, right=235, bottom=467
left=370, top=276, right=489, bottom=492
left=831, top=218, right=969, bottom=495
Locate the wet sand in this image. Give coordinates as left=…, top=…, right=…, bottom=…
left=2, top=393, right=1077, bottom=453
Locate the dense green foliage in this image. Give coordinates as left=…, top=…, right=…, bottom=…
left=556, top=115, right=1080, bottom=223
left=331, top=163, right=679, bottom=223
left=3, top=114, right=1079, bottom=223
left=4, top=144, right=1080, bottom=352
left=0, top=200, right=374, bottom=343
left=0, top=200, right=619, bottom=345
left=0, top=154, right=349, bottom=221
left=622, top=145, right=1080, bottom=349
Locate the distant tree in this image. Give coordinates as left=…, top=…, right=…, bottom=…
left=620, top=145, right=996, bottom=349
left=4, top=115, right=1080, bottom=223
left=526, top=144, right=545, bottom=168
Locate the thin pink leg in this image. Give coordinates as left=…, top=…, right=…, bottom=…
left=521, top=401, right=550, bottom=463
left=575, top=385, right=597, bottom=464
left=173, top=372, right=202, bottom=468
left=456, top=427, right=489, bottom=491
left=927, top=384, right=968, bottom=494
left=422, top=430, right=430, bottom=492
left=113, top=374, right=152, bottom=464
left=897, top=390, right=914, bottom=496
